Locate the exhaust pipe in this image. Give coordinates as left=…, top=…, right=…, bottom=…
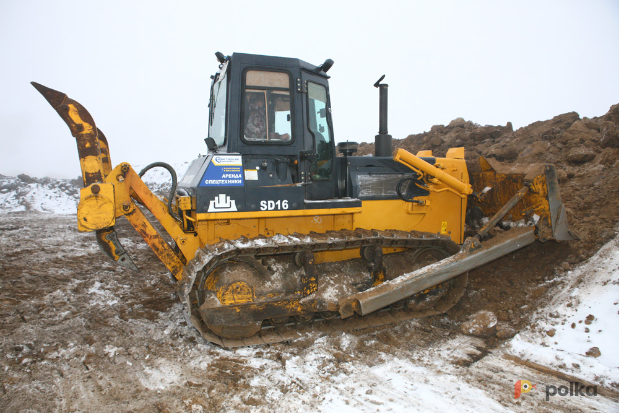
left=374, top=75, right=392, bottom=157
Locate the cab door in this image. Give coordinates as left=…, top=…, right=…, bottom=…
left=301, top=73, right=337, bottom=201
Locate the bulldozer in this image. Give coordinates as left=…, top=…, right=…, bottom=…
left=32, top=52, right=575, bottom=347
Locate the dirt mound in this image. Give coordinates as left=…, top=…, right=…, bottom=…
left=357, top=104, right=619, bottom=344
left=359, top=103, right=619, bottom=256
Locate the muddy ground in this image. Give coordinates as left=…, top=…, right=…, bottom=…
left=2, top=104, right=619, bottom=412
left=0, top=213, right=615, bottom=413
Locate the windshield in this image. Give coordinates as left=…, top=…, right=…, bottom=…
left=208, top=61, right=228, bottom=146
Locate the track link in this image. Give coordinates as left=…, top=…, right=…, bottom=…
left=177, top=229, right=467, bottom=348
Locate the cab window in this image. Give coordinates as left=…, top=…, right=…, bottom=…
left=243, top=70, right=292, bottom=143
left=307, top=82, right=333, bottom=180
left=208, top=61, right=228, bottom=146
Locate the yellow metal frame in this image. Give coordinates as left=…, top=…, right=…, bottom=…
left=77, top=163, right=200, bottom=280
left=73, top=145, right=471, bottom=282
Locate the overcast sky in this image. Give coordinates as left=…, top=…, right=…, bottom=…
left=1, top=0, right=618, bottom=179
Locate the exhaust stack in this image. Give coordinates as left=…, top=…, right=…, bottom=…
left=374, top=75, right=392, bottom=157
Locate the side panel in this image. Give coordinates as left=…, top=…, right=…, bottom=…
left=193, top=155, right=468, bottom=245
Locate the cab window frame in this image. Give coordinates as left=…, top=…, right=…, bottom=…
left=240, top=67, right=296, bottom=146
left=306, top=81, right=334, bottom=181
left=207, top=61, right=229, bottom=148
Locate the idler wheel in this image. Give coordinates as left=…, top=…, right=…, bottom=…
left=197, top=257, right=267, bottom=339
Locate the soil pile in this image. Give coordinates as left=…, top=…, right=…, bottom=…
left=358, top=103, right=619, bottom=255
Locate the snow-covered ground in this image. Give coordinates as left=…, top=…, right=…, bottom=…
left=0, top=162, right=190, bottom=214
left=509, top=235, right=619, bottom=387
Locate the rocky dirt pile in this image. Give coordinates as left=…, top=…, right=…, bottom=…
left=358, top=103, right=619, bottom=256
left=357, top=103, right=619, bottom=349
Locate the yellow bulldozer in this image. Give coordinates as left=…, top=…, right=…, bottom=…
left=32, top=52, right=574, bottom=347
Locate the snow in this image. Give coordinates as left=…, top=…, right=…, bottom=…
left=137, top=360, right=184, bottom=391
left=0, top=162, right=190, bottom=215
left=508, top=235, right=619, bottom=386
left=0, top=176, right=79, bottom=214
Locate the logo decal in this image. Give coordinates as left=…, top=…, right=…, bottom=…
left=200, top=155, right=244, bottom=187
left=212, top=156, right=242, bottom=166
left=514, top=380, right=536, bottom=399
left=208, top=194, right=237, bottom=212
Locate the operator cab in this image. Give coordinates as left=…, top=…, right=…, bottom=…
left=208, top=52, right=339, bottom=200
left=177, top=52, right=429, bottom=215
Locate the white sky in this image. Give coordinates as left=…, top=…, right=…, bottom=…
left=1, top=0, right=618, bottom=179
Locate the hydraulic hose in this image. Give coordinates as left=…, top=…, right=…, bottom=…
left=138, top=162, right=182, bottom=222
left=396, top=177, right=424, bottom=204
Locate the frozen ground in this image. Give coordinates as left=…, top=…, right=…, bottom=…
left=0, top=214, right=617, bottom=412
left=0, top=162, right=190, bottom=215
left=509, top=236, right=619, bottom=385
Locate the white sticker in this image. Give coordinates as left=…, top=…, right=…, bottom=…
left=211, top=155, right=242, bottom=166
left=259, top=200, right=289, bottom=211
left=208, top=194, right=237, bottom=212
left=244, top=169, right=258, bottom=181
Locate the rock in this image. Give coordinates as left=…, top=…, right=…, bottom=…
left=448, top=117, right=466, bottom=128
left=546, top=329, right=556, bottom=337
left=496, top=322, right=516, bottom=339
left=0, top=182, right=18, bottom=191
left=597, top=147, right=619, bottom=166
left=583, top=118, right=600, bottom=130
left=430, top=124, right=446, bottom=134
left=469, top=126, right=503, bottom=142
left=562, top=120, right=601, bottom=145
left=584, top=314, right=595, bottom=325
left=485, top=143, right=519, bottom=160
left=505, top=122, right=513, bottom=132
left=585, top=347, right=601, bottom=358
left=497, top=311, right=510, bottom=322
left=540, top=127, right=565, bottom=141
left=567, top=147, right=596, bottom=163
left=430, top=136, right=443, bottom=147
left=17, top=174, right=38, bottom=184
left=461, top=310, right=498, bottom=337
left=600, top=121, right=619, bottom=148
left=518, top=141, right=551, bottom=162
left=549, top=111, right=580, bottom=130
left=601, top=103, right=619, bottom=124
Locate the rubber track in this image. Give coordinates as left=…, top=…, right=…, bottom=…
left=178, top=229, right=467, bottom=348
